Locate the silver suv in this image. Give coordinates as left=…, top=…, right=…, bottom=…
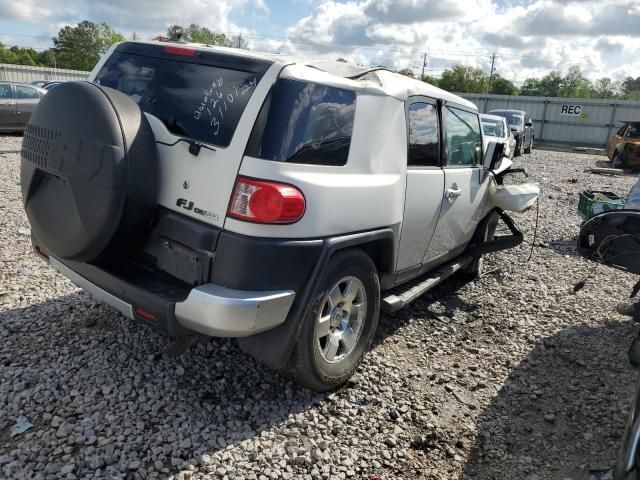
left=20, top=41, right=531, bottom=391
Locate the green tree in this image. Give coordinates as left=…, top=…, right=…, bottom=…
left=397, top=68, right=414, bottom=78
left=519, top=78, right=543, bottom=96
left=623, top=77, right=640, bottom=100
left=36, top=50, right=57, bottom=68
left=52, top=20, right=124, bottom=71
left=166, top=24, right=229, bottom=46
left=438, top=65, right=486, bottom=93
left=230, top=34, right=248, bottom=49
left=559, top=65, right=592, bottom=98
left=592, top=77, right=620, bottom=99
left=0, top=44, right=17, bottom=64
left=520, top=71, right=563, bottom=97
left=421, top=75, right=439, bottom=87
left=489, top=74, right=518, bottom=95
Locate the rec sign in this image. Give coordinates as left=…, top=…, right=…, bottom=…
left=561, top=104, right=583, bottom=116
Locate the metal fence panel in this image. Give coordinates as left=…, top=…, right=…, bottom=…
left=461, top=93, right=640, bottom=148
left=0, top=63, right=88, bottom=84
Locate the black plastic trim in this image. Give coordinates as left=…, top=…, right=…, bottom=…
left=237, top=227, right=396, bottom=369
left=210, top=231, right=323, bottom=291
left=57, top=257, right=190, bottom=337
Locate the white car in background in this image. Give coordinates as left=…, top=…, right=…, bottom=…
left=481, top=114, right=517, bottom=159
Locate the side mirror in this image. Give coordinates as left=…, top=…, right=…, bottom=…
left=484, top=140, right=505, bottom=171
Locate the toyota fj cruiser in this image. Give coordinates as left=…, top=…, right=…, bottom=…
left=21, top=41, right=531, bottom=391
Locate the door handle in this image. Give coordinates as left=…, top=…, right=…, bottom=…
left=445, top=187, right=462, bottom=200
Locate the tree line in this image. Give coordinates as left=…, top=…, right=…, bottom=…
left=0, top=20, right=240, bottom=71
left=399, top=64, right=640, bottom=101
left=2, top=19, right=639, bottom=101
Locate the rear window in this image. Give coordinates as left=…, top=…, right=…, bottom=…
left=95, top=51, right=264, bottom=147
left=245, top=78, right=356, bottom=166
left=482, top=119, right=505, bottom=137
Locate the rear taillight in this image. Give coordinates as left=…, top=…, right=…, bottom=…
left=228, top=177, right=306, bottom=224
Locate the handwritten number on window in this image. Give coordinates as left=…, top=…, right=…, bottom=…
left=193, top=76, right=258, bottom=134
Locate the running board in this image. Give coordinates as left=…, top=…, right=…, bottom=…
left=382, top=256, right=473, bottom=313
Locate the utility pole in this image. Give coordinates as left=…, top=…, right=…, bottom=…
left=420, top=52, right=427, bottom=81
left=487, top=53, right=496, bottom=94
left=237, top=34, right=243, bottom=49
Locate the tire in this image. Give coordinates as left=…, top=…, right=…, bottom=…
left=612, top=150, right=624, bottom=169
left=514, top=139, right=523, bottom=157
left=284, top=249, right=380, bottom=391
left=21, top=82, right=158, bottom=262
left=461, top=212, right=499, bottom=279
left=524, top=135, right=533, bottom=154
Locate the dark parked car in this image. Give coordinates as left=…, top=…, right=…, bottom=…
left=42, top=82, right=62, bottom=91
left=488, top=109, right=534, bottom=157
left=0, top=82, right=46, bottom=132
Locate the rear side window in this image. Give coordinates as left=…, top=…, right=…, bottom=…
left=0, top=84, right=10, bottom=99
left=246, top=79, right=356, bottom=166
left=444, top=106, right=482, bottom=166
left=95, top=52, right=263, bottom=147
left=627, top=126, right=640, bottom=139
left=407, top=102, right=439, bottom=167
left=16, top=86, right=40, bottom=99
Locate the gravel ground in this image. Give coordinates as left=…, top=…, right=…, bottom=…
left=1, top=135, right=639, bottom=480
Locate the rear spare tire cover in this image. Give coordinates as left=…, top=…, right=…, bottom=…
left=20, top=81, right=158, bottom=262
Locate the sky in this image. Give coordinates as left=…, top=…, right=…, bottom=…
left=0, top=0, right=638, bottom=83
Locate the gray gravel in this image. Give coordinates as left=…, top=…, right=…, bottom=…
left=1, top=135, right=639, bottom=480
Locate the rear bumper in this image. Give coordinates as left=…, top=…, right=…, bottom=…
left=50, top=256, right=295, bottom=337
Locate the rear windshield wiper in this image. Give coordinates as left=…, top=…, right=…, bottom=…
left=287, top=136, right=351, bottom=164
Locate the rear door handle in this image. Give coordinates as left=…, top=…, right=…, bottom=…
left=445, top=187, right=462, bottom=200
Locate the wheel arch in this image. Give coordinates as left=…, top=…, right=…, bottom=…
left=238, top=226, right=398, bottom=370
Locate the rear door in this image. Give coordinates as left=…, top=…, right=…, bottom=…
left=426, top=104, right=490, bottom=262
left=0, top=83, right=16, bottom=129
left=14, top=85, right=42, bottom=128
left=395, top=97, right=445, bottom=274
left=93, top=43, right=274, bottom=228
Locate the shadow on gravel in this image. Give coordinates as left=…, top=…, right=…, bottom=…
left=374, top=273, right=478, bottom=347
left=461, top=320, right=639, bottom=480
left=0, top=292, right=324, bottom=478
left=543, top=238, right=579, bottom=257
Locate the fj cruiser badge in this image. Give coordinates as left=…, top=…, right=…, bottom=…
left=176, top=198, right=219, bottom=222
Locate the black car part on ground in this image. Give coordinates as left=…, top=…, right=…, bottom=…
left=21, top=81, right=158, bottom=262
left=577, top=210, right=640, bottom=274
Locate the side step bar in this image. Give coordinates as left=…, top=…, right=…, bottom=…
left=382, top=256, right=473, bottom=313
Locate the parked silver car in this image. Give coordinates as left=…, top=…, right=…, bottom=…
left=0, top=82, right=46, bottom=132
left=481, top=114, right=517, bottom=159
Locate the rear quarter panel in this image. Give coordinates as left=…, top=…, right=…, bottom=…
left=227, top=94, right=406, bottom=238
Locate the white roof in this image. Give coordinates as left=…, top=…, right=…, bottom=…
left=135, top=41, right=477, bottom=110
